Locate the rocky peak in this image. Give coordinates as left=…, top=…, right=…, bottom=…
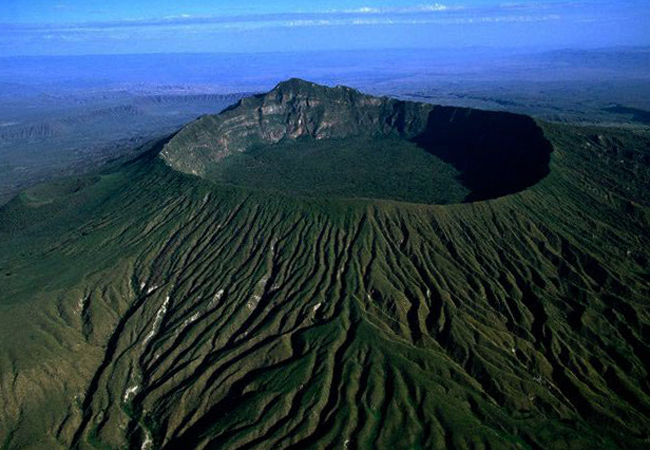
left=159, top=79, right=431, bottom=176
left=269, top=77, right=362, bottom=100
left=271, top=77, right=323, bottom=94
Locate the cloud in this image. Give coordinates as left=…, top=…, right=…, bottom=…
left=2, top=0, right=647, bottom=55
left=164, top=14, right=192, bottom=19
left=347, top=7, right=382, bottom=14
left=1, top=13, right=565, bottom=42
left=339, top=3, right=453, bottom=14
left=404, top=4, right=452, bottom=12
left=0, top=2, right=578, bottom=40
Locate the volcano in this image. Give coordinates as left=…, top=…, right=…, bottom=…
left=0, top=80, right=649, bottom=450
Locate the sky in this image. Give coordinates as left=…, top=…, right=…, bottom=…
left=0, top=0, right=648, bottom=56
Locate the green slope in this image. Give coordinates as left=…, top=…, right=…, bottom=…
left=0, top=83, right=649, bottom=450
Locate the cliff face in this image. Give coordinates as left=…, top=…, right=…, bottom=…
left=159, top=79, right=432, bottom=176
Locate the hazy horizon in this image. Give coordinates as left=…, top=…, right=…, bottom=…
left=3, top=43, right=650, bottom=59
left=1, top=0, right=649, bottom=57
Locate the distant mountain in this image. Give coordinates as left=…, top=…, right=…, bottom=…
left=0, top=91, right=250, bottom=205
left=0, top=80, right=649, bottom=450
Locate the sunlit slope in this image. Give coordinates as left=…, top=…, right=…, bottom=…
left=0, top=112, right=649, bottom=448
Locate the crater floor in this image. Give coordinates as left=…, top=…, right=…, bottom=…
left=207, top=137, right=470, bottom=204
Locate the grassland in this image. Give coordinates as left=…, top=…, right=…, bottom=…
left=207, top=137, right=469, bottom=204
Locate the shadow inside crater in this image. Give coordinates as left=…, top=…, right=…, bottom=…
left=411, top=107, right=553, bottom=202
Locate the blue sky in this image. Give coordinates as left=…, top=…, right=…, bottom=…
left=0, top=1, right=648, bottom=56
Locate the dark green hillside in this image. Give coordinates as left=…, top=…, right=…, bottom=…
left=603, top=105, right=650, bottom=125
left=0, top=81, right=649, bottom=450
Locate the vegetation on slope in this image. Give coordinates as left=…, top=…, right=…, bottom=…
left=0, top=83, right=648, bottom=450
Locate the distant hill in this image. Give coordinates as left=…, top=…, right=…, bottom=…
left=0, top=91, right=250, bottom=205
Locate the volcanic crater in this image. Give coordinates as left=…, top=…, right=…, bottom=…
left=160, top=78, right=553, bottom=205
